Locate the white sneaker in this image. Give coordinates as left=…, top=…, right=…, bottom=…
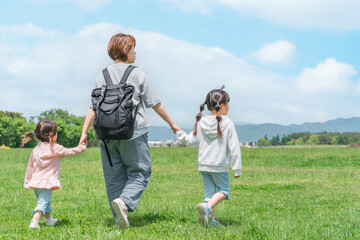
left=45, top=217, right=58, bottom=226
left=111, top=198, right=129, bottom=229
left=197, top=203, right=212, bottom=227
left=29, top=219, right=40, bottom=229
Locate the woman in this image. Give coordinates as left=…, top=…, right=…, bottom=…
left=79, top=33, right=181, bottom=229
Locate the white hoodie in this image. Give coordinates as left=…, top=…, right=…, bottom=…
left=176, top=115, right=242, bottom=176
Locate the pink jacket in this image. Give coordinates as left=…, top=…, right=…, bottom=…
left=24, top=142, right=86, bottom=190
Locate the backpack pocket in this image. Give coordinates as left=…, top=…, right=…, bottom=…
left=92, top=66, right=137, bottom=140
left=91, top=88, right=102, bottom=108
left=99, top=86, right=124, bottom=113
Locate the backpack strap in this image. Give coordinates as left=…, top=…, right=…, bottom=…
left=133, top=103, right=140, bottom=118
left=102, top=65, right=136, bottom=85
left=101, top=139, right=113, bottom=167
left=120, top=65, right=136, bottom=84
left=102, top=68, right=113, bottom=85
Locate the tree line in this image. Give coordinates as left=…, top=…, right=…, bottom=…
left=0, top=109, right=98, bottom=148
left=3, top=109, right=360, bottom=148
left=258, top=132, right=360, bottom=146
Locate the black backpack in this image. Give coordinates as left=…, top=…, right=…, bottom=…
left=91, top=65, right=138, bottom=166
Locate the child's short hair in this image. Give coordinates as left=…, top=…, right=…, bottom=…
left=107, top=33, right=136, bottom=61
left=21, top=120, right=58, bottom=147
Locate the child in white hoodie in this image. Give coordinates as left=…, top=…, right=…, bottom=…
left=176, top=86, right=242, bottom=227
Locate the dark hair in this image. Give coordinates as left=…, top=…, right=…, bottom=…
left=107, top=33, right=136, bottom=61
left=193, top=86, right=230, bottom=137
left=21, top=120, right=58, bottom=147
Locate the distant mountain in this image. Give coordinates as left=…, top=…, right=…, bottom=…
left=236, top=117, right=360, bottom=142
left=148, top=117, right=360, bottom=142
left=147, top=126, right=182, bottom=141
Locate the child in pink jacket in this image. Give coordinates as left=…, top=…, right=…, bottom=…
left=22, top=120, right=86, bottom=229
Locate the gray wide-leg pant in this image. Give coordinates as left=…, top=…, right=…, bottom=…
left=100, top=134, right=151, bottom=219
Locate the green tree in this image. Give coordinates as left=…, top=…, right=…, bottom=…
left=306, top=134, right=320, bottom=145
left=341, top=132, right=360, bottom=145
left=318, top=132, right=333, bottom=144
left=38, top=109, right=73, bottom=124
left=258, top=137, right=270, bottom=146
left=270, top=135, right=280, bottom=146
left=37, top=109, right=98, bottom=147
left=330, top=136, right=339, bottom=145
left=295, top=137, right=305, bottom=145
left=0, top=111, right=35, bottom=148
left=338, top=135, right=345, bottom=145
left=286, top=140, right=295, bottom=145
left=0, top=110, right=24, bottom=119
left=0, top=109, right=99, bottom=148
left=280, top=135, right=291, bottom=145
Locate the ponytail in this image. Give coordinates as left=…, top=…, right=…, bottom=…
left=21, top=120, right=58, bottom=147
left=20, top=132, right=34, bottom=147
left=49, top=132, right=55, bottom=146
left=193, top=103, right=205, bottom=136
left=215, top=102, right=223, bottom=137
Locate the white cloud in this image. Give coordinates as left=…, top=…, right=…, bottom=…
left=253, top=40, right=295, bottom=64
left=158, top=0, right=218, bottom=14
left=27, top=1, right=360, bottom=30
left=71, top=0, right=114, bottom=11
left=0, top=23, right=112, bottom=118
left=0, top=23, right=60, bottom=37
left=1, top=23, right=360, bottom=126
left=160, top=0, right=360, bottom=31
left=0, top=43, right=12, bottom=54
left=297, top=58, right=357, bottom=92
left=356, top=80, right=360, bottom=94
left=30, top=0, right=114, bottom=11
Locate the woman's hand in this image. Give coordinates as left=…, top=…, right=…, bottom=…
left=79, top=108, right=95, bottom=145
left=79, top=132, right=87, bottom=145
left=152, top=102, right=182, bottom=134
left=170, top=123, right=182, bottom=134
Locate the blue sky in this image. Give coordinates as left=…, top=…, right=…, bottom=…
left=1, top=0, right=360, bottom=127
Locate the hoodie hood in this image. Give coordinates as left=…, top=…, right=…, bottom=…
left=199, top=115, right=232, bottom=139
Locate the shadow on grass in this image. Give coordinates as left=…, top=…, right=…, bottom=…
left=105, top=212, right=240, bottom=228
left=232, top=183, right=304, bottom=191
left=218, top=216, right=242, bottom=227
left=56, top=219, right=70, bottom=227
left=105, top=212, right=182, bottom=228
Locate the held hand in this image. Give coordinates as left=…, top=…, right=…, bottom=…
left=79, top=133, right=87, bottom=145
left=170, top=123, right=182, bottom=134
left=233, top=175, right=240, bottom=178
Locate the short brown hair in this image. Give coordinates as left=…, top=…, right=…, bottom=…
left=107, top=33, right=136, bottom=61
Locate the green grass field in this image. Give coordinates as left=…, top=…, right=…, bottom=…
left=1, top=146, right=360, bottom=239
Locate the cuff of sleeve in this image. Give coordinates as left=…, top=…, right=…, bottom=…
left=234, top=170, right=241, bottom=176
left=175, top=130, right=184, bottom=139
left=146, top=99, right=161, bottom=108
